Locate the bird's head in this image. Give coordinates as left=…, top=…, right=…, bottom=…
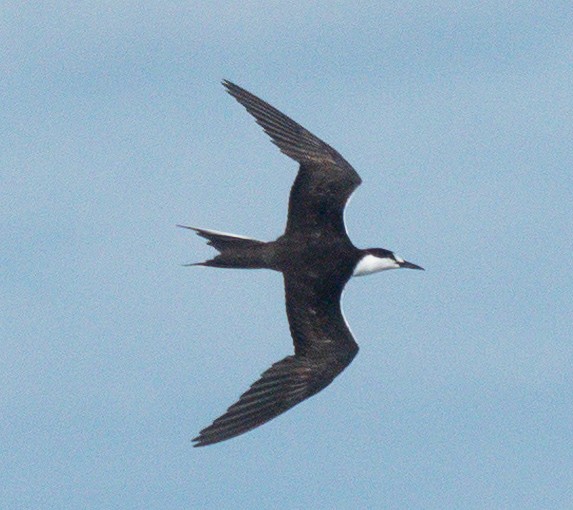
left=353, top=248, right=424, bottom=277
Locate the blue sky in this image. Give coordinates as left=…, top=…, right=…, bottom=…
left=2, top=2, right=573, bottom=508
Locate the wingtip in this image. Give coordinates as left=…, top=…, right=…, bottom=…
left=221, top=79, right=236, bottom=92
left=192, top=436, right=205, bottom=447
left=192, top=432, right=225, bottom=448
left=222, top=80, right=249, bottom=101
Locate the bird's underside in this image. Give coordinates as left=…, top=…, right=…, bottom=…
left=189, top=81, right=364, bottom=447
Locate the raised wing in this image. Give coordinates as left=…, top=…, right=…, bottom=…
left=223, top=80, right=362, bottom=237
left=192, top=274, right=359, bottom=447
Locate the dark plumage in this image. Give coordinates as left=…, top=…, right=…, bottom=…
left=182, top=81, right=422, bottom=447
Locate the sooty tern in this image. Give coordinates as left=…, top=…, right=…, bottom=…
left=181, top=80, right=423, bottom=447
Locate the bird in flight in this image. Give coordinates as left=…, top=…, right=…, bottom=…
left=181, top=80, right=423, bottom=447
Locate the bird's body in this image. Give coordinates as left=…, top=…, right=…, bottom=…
left=181, top=81, right=423, bottom=447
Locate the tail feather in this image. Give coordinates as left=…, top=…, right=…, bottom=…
left=177, top=225, right=264, bottom=252
left=178, top=225, right=272, bottom=269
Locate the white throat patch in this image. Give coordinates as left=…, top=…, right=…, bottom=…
left=352, top=254, right=400, bottom=277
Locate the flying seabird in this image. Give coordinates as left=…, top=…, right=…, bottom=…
left=181, top=80, right=423, bottom=447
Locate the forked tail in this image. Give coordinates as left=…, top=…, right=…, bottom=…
left=178, top=225, right=274, bottom=269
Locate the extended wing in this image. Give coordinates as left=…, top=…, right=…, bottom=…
left=223, top=80, right=362, bottom=237
left=193, top=273, right=358, bottom=447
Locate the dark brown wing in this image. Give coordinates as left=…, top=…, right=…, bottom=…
left=283, top=270, right=358, bottom=357
left=223, top=80, right=362, bottom=236
left=192, top=274, right=358, bottom=447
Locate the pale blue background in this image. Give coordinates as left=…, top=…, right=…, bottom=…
left=2, top=2, right=572, bottom=509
